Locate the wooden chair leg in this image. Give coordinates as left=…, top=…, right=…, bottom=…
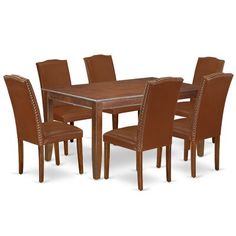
left=136, top=151, right=143, bottom=191
left=156, top=147, right=162, bottom=168
left=215, top=136, right=220, bottom=170
left=184, top=140, right=190, bottom=161
left=104, top=142, right=110, bottom=179
left=76, top=138, right=84, bottom=174
left=197, top=139, right=204, bottom=157
left=112, top=114, right=118, bottom=129
left=70, top=122, right=74, bottom=142
left=54, top=142, right=60, bottom=166
left=38, top=145, right=44, bottom=183
left=166, top=146, right=171, bottom=182
left=18, top=139, right=24, bottom=174
left=191, top=141, right=197, bottom=178
left=64, top=140, right=68, bottom=156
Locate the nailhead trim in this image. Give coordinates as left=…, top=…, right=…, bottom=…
left=14, top=75, right=44, bottom=145
left=137, top=77, right=183, bottom=151
left=191, top=72, right=229, bottom=141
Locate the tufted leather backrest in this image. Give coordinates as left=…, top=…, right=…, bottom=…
left=192, top=57, right=225, bottom=87
left=137, top=78, right=183, bottom=151
left=36, top=59, right=72, bottom=120
left=84, top=54, right=117, bottom=83
left=4, top=75, right=43, bottom=145
left=191, top=72, right=233, bottom=141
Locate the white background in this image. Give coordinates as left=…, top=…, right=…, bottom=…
left=0, top=0, right=236, bottom=235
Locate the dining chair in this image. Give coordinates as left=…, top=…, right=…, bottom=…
left=84, top=54, right=140, bottom=129
left=4, top=75, right=84, bottom=182
left=36, top=59, right=91, bottom=156
left=176, top=57, right=225, bottom=117
left=103, top=77, right=183, bottom=190
left=157, top=57, right=225, bottom=167
left=163, top=72, right=232, bottom=178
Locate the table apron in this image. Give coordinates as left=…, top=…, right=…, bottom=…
left=100, top=97, right=143, bottom=110
left=48, top=92, right=94, bottom=109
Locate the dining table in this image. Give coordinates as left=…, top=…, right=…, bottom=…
left=43, top=77, right=198, bottom=179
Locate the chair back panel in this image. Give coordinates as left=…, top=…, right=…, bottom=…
left=137, top=78, right=183, bottom=151
left=192, top=72, right=233, bottom=140
left=36, top=59, right=72, bottom=120
left=192, top=57, right=225, bottom=87
left=84, top=55, right=116, bottom=83
left=4, top=75, right=43, bottom=145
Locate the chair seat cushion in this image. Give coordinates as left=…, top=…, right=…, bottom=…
left=173, top=118, right=192, bottom=140
left=103, top=125, right=138, bottom=150
left=42, top=121, right=82, bottom=144
left=104, top=105, right=140, bottom=114
left=53, top=105, right=92, bottom=122
left=175, top=101, right=194, bottom=117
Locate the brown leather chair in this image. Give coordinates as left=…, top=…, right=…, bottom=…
left=176, top=57, right=225, bottom=117
left=4, top=75, right=84, bottom=182
left=84, top=54, right=140, bottom=129
left=167, top=72, right=232, bottom=178
left=157, top=57, right=225, bottom=166
left=36, top=59, right=91, bottom=155
left=103, top=78, right=183, bottom=190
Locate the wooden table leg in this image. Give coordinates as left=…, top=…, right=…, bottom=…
left=45, top=95, right=53, bottom=161
left=92, top=103, right=102, bottom=179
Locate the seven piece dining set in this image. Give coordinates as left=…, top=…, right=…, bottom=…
left=4, top=55, right=233, bottom=190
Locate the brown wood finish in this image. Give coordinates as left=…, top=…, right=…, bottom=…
left=43, top=78, right=198, bottom=179
left=18, top=139, right=24, bottom=174
left=104, top=142, right=110, bottom=179
left=191, top=141, right=197, bottom=178
left=70, top=121, right=74, bottom=142
left=64, top=140, right=68, bottom=155
left=136, top=151, right=143, bottom=191
left=112, top=114, right=118, bottom=130
left=215, top=136, right=220, bottom=170
left=45, top=95, right=53, bottom=161
left=91, top=103, right=103, bottom=179
left=156, top=147, right=162, bottom=168
left=54, top=142, right=60, bottom=166
left=76, top=138, right=84, bottom=174
left=38, top=145, right=44, bottom=183
left=197, top=140, right=204, bottom=157
left=166, top=145, right=171, bottom=182
left=184, top=140, right=190, bottom=161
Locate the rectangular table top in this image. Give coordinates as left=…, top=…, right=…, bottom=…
left=43, top=77, right=198, bottom=102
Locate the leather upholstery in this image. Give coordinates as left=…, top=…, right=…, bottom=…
left=173, top=72, right=233, bottom=141
left=5, top=75, right=43, bottom=145
left=84, top=54, right=140, bottom=114
left=4, top=74, right=84, bottom=182
left=173, top=118, right=192, bottom=139
left=175, top=101, right=194, bottom=117
left=137, top=78, right=183, bottom=151
left=53, top=105, right=91, bottom=122
left=176, top=57, right=225, bottom=117
left=104, top=78, right=183, bottom=151
left=4, top=75, right=83, bottom=145
left=42, top=121, right=82, bottom=144
left=103, top=125, right=137, bottom=150
left=84, top=54, right=117, bottom=83
left=191, top=73, right=232, bottom=141
left=36, top=59, right=92, bottom=122
left=192, top=57, right=225, bottom=87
